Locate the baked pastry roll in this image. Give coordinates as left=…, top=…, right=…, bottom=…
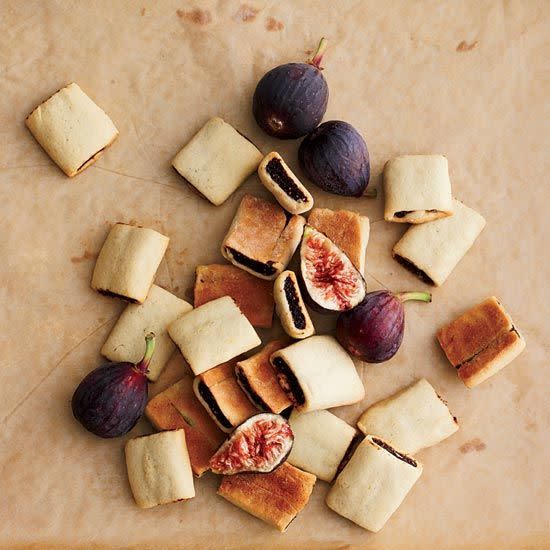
left=125, top=429, right=195, bottom=509
left=392, top=199, right=486, bottom=286
left=193, top=360, right=258, bottom=432
left=168, top=296, right=260, bottom=375
left=91, top=223, right=169, bottom=303
left=217, top=462, right=316, bottom=532
left=288, top=410, right=360, bottom=482
left=172, top=117, right=263, bottom=206
left=25, top=82, right=119, bottom=177
left=258, top=152, right=314, bottom=214
left=235, top=340, right=292, bottom=414
left=383, top=155, right=453, bottom=223
left=307, top=207, right=370, bottom=273
left=357, top=378, right=458, bottom=454
left=273, top=271, right=315, bottom=339
left=145, top=377, right=225, bottom=477
left=101, top=285, right=192, bottom=382
left=326, top=436, right=422, bottom=532
left=221, top=194, right=306, bottom=280
left=270, top=335, right=365, bottom=412
left=437, top=296, right=526, bottom=388
left=194, top=264, right=274, bottom=328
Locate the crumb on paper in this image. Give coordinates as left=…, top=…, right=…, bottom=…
left=459, top=438, right=486, bottom=453
left=177, top=8, right=212, bottom=26
left=456, top=40, right=478, bottom=52
left=233, top=4, right=259, bottom=22
left=141, top=7, right=145, bottom=16
left=71, top=250, right=98, bottom=264
left=266, top=17, right=284, bottom=32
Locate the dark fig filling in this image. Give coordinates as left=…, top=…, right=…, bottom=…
left=272, top=358, right=305, bottom=407
left=394, top=209, right=439, bottom=218
left=77, top=146, right=107, bottom=171
left=97, top=289, right=139, bottom=303
left=265, top=157, right=308, bottom=202
left=372, top=437, right=418, bottom=467
left=197, top=381, right=232, bottom=430
left=235, top=367, right=270, bottom=412
left=225, top=247, right=277, bottom=277
left=283, top=276, right=306, bottom=330
left=336, top=432, right=364, bottom=478
left=394, top=254, right=435, bottom=285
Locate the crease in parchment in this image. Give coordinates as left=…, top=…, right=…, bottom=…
left=90, top=164, right=179, bottom=189
left=364, top=270, right=390, bottom=290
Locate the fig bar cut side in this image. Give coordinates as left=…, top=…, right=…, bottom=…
left=267, top=157, right=308, bottom=202
left=284, top=276, right=306, bottom=329
left=272, top=357, right=306, bottom=408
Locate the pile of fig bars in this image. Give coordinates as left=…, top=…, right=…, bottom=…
left=25, top=38, right=526, bottom=534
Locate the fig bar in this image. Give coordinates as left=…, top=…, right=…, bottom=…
left=270, top=335, right=365, bottom=412
left=101, top=285, right=192, bottom=382
left=221, top=194, right=306, bottom=280
left=145, top=377, right=225, bottom=477
left=357, top=378, right=458, bottom=454
left=326, top=436, right=422, bottom=533
left=168, top=296, right=260, bottom=375
left=288, top=410, right=360, bottom=483
left=437, top=296, right=526, bottom=388
left=217, top=462, right=316, bottom=532
left=235, top=340, right=292, bottom=414
left=383, top=155, right=453, bottom=223
left=193, top=360, right=258, bottom=433
left=172, top=117, right=263, bottom=206
left=25, top=82, right=119, bottom=177
left=392, top=199, right=486, bottom=286
left=194, top=264, right=274, bottom=329
left=91, top=223, right=169, bottom=303
left=125, top=429, right=195, bottom=509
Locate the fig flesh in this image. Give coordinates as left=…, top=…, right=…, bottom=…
left=336, top=291, right=431, bottom=363
left=71, top=333, right=155, bottom=438
left=253, top=38, right=329, bottom=139
left=300, top=225, right=366, bottom=312
left=209, top=413, right=293, bottom=475
left=298, top=120, right=370, bottom=196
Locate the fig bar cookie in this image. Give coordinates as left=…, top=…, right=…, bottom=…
left=437, top=296, right=526, bottom=388
left=91, top=223, right=169, bottom=303
left=326, top=436, right=422, bottom=532
left=288, top=410, right=360, bottom=483
left=193, top=360, right=258, bottom=433
left=383, top=155, right=453, bottom=223
left=307, top=207, right=370, bottom=273
left=221, top=194, right=306, bottom=280
left=217, top=462, right=316, bottom=532
left=25, top=83, right=118, bottom=177
left=172, top=117, right=263, bottom=206
left=357, top=378, right=458, bottom=454
left=101, top=285, right=192, bottom=382
left=194, top=264, right=274, bottom=328
left=235, top=340, right=292, bottom=414
left=270, top=335, right=365, bottom=412
left=392, top=199, right=486, bottom=286
left=258, top=152, right=314, bottom=214
left=125, top=429, right=195, bottom=509
left=168, top=296, right=260, bottom=375
left=145, top=377, right=225, bottom=477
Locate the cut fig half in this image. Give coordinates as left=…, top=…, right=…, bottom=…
left=209, top=413, right=294, bottom=475
left=300, top=225, right=366, bottom=312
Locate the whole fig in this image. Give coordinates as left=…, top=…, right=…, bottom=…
left=336, top=291, right=431, bottom=363
left=71, top=333, right=155, bottom=438
left=253, top=38, right=329, bottom=139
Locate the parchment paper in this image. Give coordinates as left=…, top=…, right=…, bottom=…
left=1, top=1, right=549, bottom=548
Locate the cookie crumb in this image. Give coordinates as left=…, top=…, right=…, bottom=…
left=456, top=40, right=478, bottom=52
left=234, top=4, right=258, bottom=22
left=266, top=16, right=284, bottom=31
left=459, top=438, right=486, bottom=453
left=177, top=8, right=212, bottom=26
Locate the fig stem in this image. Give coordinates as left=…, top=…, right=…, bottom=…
left=309, top=37, right=328, bottom=69
left=396, top=291, right=432, bottom=303
left=363, top=188, right=378, bottom=199
left=137, top=332, right=156, bottom=374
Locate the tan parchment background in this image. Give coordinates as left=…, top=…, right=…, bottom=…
left=1, top=1, right=549, bottom=548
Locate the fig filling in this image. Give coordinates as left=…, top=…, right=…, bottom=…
left=265, top=158, right=308, bottom=203
left=97, top=289, right=139, bottom=303
left=283, top=276, right=306, bottom=330
left=235, top=367, right=270, bottom=412
left=272, top=358, right=305, bottom=407
left=394, top=209, right=438, bottom=218
left=77, top=146, right=107, bottom=171
left=336, top=432, right=364, bottom=478
left=225, top=247, right=277, bottom=277
left=196, top=381, right=232, bottom=430
left=372, top=437, right=418, bottom=467
left=393, top=254, right=435, bottom=285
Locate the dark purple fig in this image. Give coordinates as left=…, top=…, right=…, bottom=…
left=336, top=291, right=431, bottom=363
left=209, top=413, right=293, bottom=475
left=253, top=38, right=329, bottom=139
left=300, top=225, right=366, bottom=313
left=299, top=120, right=371, bottom=197
left=71, top=333, right=155, bottom=438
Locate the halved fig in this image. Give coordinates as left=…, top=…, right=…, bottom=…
left=209, top=413, right=294, bottom=475
left=300, top=225, right=366, bottom=312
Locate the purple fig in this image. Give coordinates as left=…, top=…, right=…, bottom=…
left=336, top=291, right=431, bottom=363
left=71, top=333, right=155, bottom=438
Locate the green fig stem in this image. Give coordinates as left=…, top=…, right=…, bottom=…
left=309, top=37, right=328, bottom=69
left=137, top=332, right=155, bottom=374
left=396, top=291, right=432, bottom=304
left=363, top=188, right=378, bottom=199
